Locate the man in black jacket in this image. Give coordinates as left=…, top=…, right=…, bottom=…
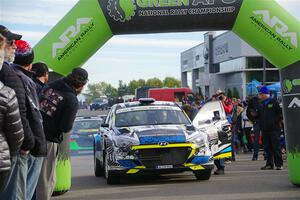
left=0, top=33, right=24, bottom=193
left=0, top=26, right=36, bottom=200
left=246, top=95, right=262, bottom=161
left=258, top=86, right=283, bottom=170
left=11, top=40, right=47, bottom=200
left=36, top=67, right=88, bottom=200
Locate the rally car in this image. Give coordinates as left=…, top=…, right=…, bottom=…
left=93, top=99, right=231, bottom=184
left=70, top=116, right=103, bottom=152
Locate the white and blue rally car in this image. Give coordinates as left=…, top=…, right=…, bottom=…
left=93, top=98, right=231, bottom=184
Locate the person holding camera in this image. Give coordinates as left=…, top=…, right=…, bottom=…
left=213, top=90, right=234, bottom=175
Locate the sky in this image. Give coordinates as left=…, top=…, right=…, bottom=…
left=0, top=0, right=299, bottom=87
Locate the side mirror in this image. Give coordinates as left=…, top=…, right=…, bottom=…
left=101, top=123, right=109, bottom=128
left=118, top=127, right=131, bottom=134
left=185, top=124, right=196, bottom=131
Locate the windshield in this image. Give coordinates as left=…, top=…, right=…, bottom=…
left=115, top=108, right=190, bottom=127
left=72, top=120, right=101, bottom=131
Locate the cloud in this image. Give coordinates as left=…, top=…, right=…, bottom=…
left=10, top=29, right=200, bottom=50
left=0, top=0, right=78, bottom=26
left=276, top=0, right=300, bottom=18
left=108, top=37, right=201, bottom=48
left=11, top=30, right=47, bottom=44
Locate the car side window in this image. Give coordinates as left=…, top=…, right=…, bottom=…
left=193, top=101, right=226, bottom=127
left=109, top=111, right=114, bottom=128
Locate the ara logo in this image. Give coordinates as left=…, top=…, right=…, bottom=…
left=107, top=0, right=136, bottom=22
left=52, top=18, right=92, bottom=58
left=253, top=10, right=298, bottom=48
left=288, top=97, right=300, bottom=109
left=283, top=78, right=300, bottom=93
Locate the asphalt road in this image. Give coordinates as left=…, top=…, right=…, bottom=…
left=53, top=153, right=300, bottom=200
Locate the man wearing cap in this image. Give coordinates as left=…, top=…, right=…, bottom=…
left=0, top=31, right=24, bottom=193
left=12, top=39, right=47, bottom=200
left=258, top=86, right=283, bottom=170
left=36, top=67, right=88, bottom=200
left=0, top=26, right=36, bottom=200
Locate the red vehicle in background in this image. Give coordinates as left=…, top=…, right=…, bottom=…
left=148, top=88, right=195, bottom=103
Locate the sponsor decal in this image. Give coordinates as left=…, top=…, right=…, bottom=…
left=158, top=141, right=169, bottom=146
left=283, top=78, right=300, bottom=93
left=251, top=10, right=298, bottom=50
left=52, top=18, right=95, bottom=60
left=108, top=0, right=136, bottom=22
left=288, top=97, right=300, bottom=109
left=214, top=43, right=229, bottom=57
left=106, top=0, right=237, bottom=22
left=40, top=88, right=63, bottom=117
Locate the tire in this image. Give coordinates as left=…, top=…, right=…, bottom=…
left=52, top=190, right=69, bottom=196
left=94, top=147, right=104, bottom=177
left=294, top=183, right=300, bottom=187
left=104, top=152, right=120, bottom=185
left=194, top=169, right=212, bottom=180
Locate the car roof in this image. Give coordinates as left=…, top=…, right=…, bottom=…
left=75, top=116, right=102, bottom=121
left=115, top=100, right=180, bottom=110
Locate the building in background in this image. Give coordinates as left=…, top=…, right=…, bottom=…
left=181, top=31, right=279, bottom=100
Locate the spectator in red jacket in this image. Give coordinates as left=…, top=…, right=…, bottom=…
left=215, top=90, right=233, bottom=115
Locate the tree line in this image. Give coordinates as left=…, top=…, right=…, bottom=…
left=83, top=77, right=181, bottom=103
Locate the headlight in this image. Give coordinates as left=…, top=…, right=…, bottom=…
left=189, top=133, right=208, bottom=148
left=188, top=132, right=211, bottom=156
left=114, top=136, right=139, bottom=159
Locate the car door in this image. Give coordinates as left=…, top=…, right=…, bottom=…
left=97, top=107, right=114, bottom=164
left=192, top=101, right=232, bottom=159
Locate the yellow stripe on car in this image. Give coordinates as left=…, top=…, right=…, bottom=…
left=213, top=152, right=232, bottom=159
left=126, top=166, right=146, bottom=174
left=126, top=169, right=140, bottom=174
left=78, top=129, right=98, bottom=132
left=189, top=165, right=205, bottom=171
left=184, top=163, right=205, bottom=171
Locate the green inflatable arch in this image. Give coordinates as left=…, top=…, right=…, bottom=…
left=34, top=0, right=300, bottom=192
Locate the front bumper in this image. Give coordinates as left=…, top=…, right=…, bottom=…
left=110, top=143, right=214, bottom=175
left=110, top=163, right=214, bottom=176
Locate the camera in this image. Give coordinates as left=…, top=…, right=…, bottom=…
left=218, top=95, right=223, bottom=101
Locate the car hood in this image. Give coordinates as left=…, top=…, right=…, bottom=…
left=117, top=125, right=191, bottom=145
